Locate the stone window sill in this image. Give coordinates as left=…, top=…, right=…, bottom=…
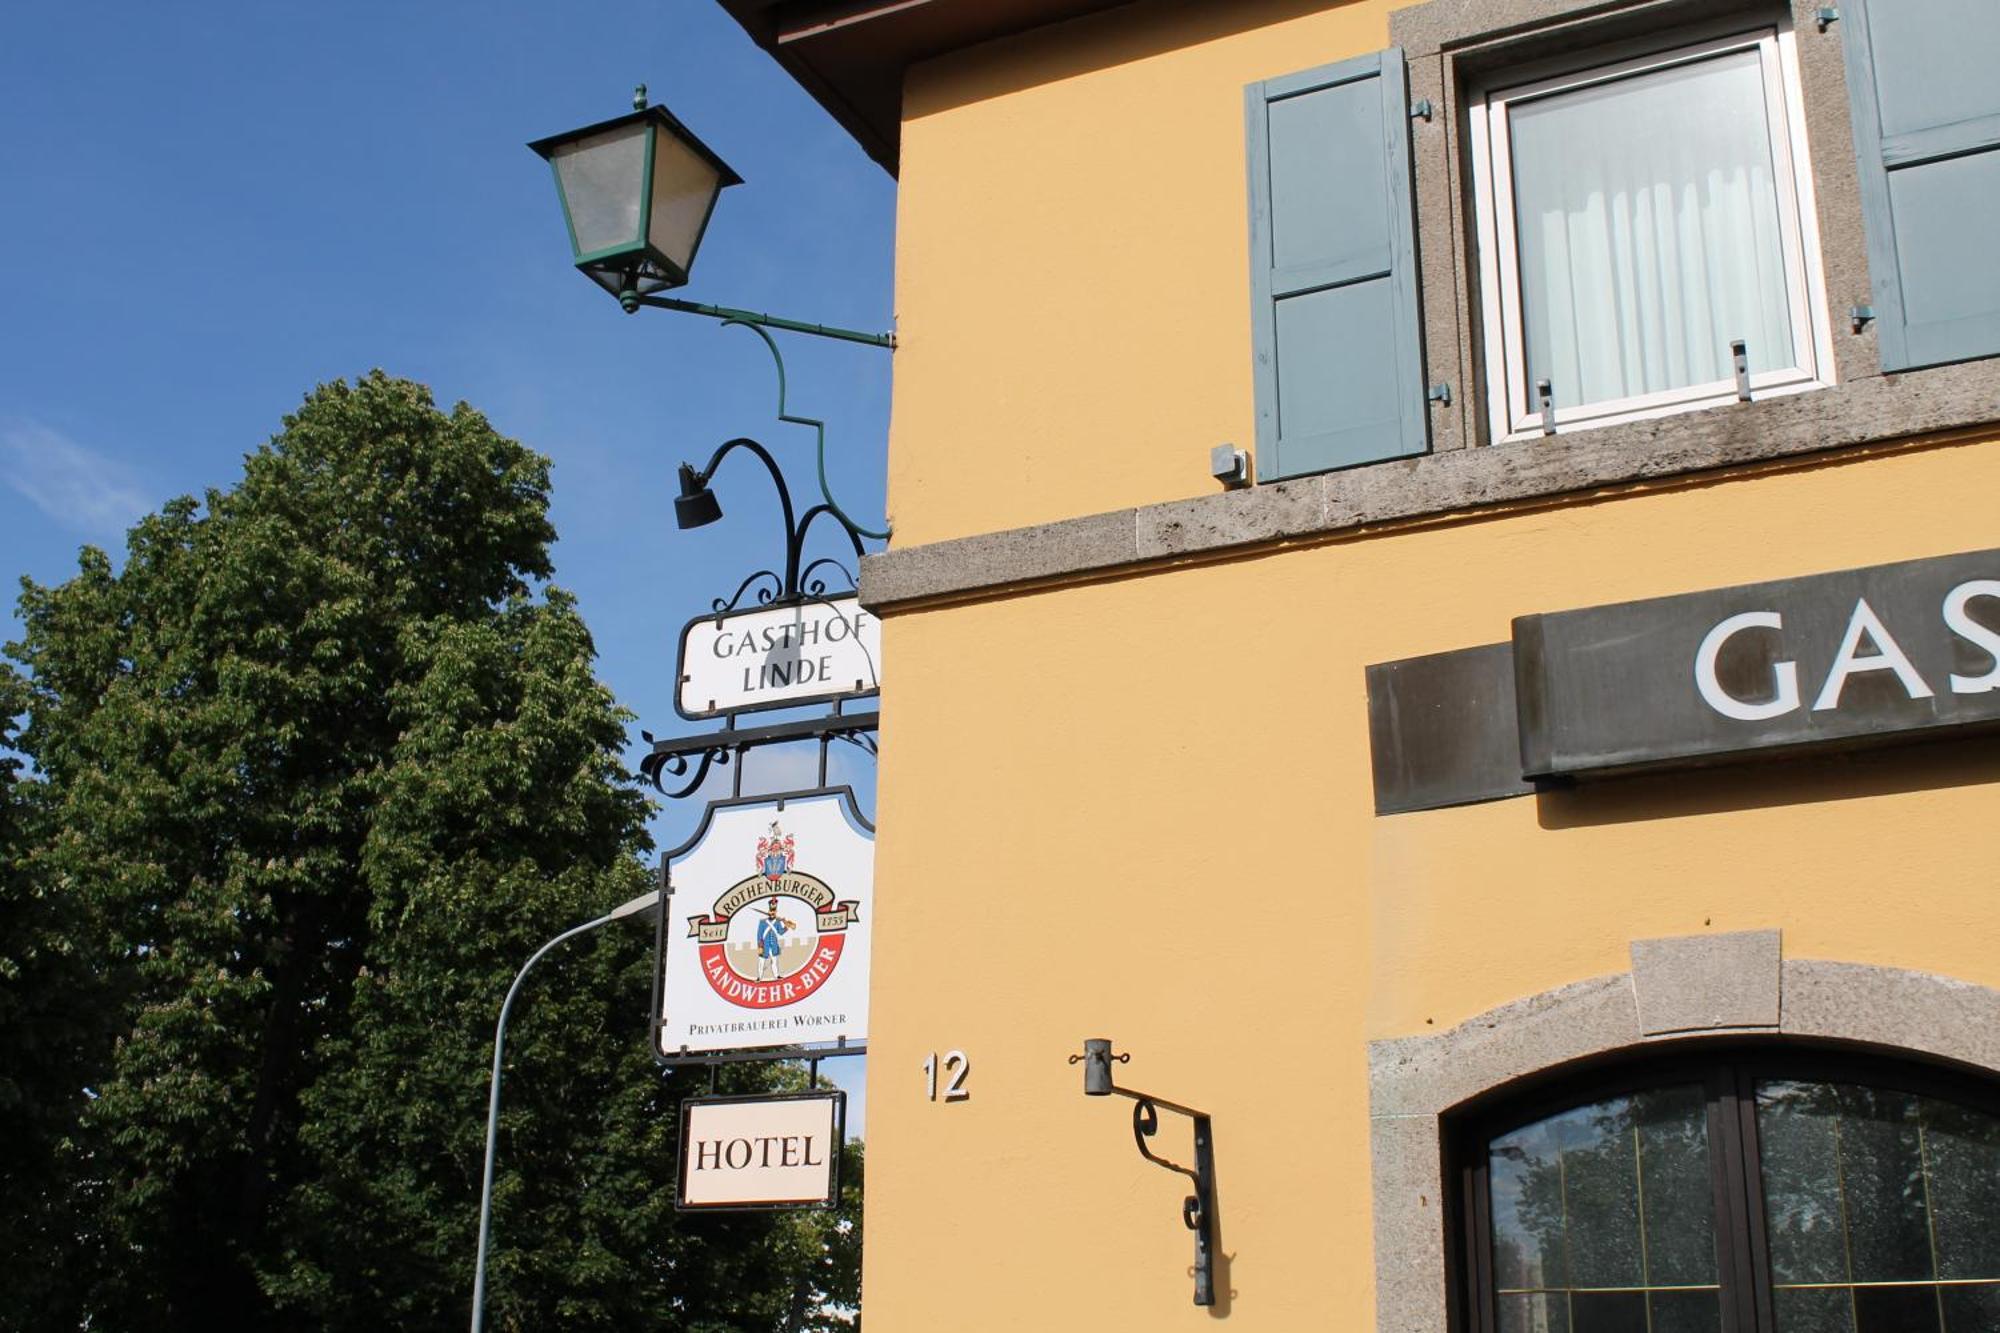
left=858, top=359, right=2000, bottom=613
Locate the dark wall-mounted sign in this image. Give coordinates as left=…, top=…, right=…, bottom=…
left=1515, top=547, right=2000, bottom=778
left=1366, top=547, right=2000, bottom=814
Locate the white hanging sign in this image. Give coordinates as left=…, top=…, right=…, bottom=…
left=676, top=596, right=880, bottom=718
left=658, top=791, right=873, bottom=1058
left=677, top=1092, right=845, bottom=1210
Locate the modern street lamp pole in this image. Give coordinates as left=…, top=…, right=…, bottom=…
left=468, top=888, right=661, bottom=1333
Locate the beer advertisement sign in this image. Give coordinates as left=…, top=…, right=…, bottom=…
left=657, top=790, right=873, bottom=1058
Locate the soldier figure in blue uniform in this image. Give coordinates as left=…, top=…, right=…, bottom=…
left=755, top=897, right=794, bottom=981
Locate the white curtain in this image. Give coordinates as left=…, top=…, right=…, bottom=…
left=1509, top=48, right=1796, bottom=410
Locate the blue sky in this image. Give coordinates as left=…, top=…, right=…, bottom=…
left=1, top=1, right=892, bottom=1125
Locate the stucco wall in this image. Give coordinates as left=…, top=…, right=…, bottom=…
left=864, top=0, right=2000, bottom=1328
left=889, top=0, right=1395, bottom=546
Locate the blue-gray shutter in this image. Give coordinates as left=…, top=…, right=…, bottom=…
left=1245, top=49, right=1426, bottom=479
left=1841, top=0, right=2000, bottom=371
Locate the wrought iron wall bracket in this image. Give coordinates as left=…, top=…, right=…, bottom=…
left=1069, top=1039, right=1219, bottom=1306
left=639, top=710, right=880, bottom=797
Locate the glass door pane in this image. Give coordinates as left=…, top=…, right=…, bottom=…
left=1756, top=1080, right=2000, bottom=1332
left=1488, top=1084, right=1724, bottom=1332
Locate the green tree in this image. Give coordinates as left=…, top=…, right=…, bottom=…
left=4, top=372, right=859, bottom=1331
left=0, top=663, right=102, bottom=1331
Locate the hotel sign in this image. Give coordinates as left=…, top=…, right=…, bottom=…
left=678, top=1092, right=845, bottom=1211
left=1368, top=547, right=2000, bottom=812
left=657, top=791, right=873, bottom=1059
left=677, top=596, right=880, bottom=719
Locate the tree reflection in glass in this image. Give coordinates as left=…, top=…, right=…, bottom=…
left=1489, top=1084, right=1720, bottom=1333
left=1757, top=1080, right=2000, bottom=1332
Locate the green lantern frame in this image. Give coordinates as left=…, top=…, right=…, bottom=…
left=528, top=90, right=743, bottom=311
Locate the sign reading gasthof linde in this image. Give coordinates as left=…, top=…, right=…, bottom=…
left=659, top=791, right=872, bottom=1058
left=678, top=1092, right=844, bottom=1210
left=1513, top=547, right=2000, bottom=779
left=678, top=596, right=880, bottom=719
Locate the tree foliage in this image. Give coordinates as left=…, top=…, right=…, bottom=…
left=0, top=372, right=861, bottom=1331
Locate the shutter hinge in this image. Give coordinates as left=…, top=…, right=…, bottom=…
left=1815, top=6, right=1839, bottom=31
left=1427, top=383, right=1452, bottom=406
left=1850, top=304, right=1876, bottom=333
left=1410, top=99, right=1434, bottom=122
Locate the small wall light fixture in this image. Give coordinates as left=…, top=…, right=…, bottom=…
left=1068, top=1039, right=1219, bottom=1306
left=1210, top=443, right=1251, bottom=490
left=670, top=438, right=866, bottom=601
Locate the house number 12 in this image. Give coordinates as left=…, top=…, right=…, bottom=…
left=922, top=1050, right=970, bottom=1102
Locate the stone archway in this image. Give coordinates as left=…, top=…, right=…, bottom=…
left=1368, top=930, right=2000, bottom=1330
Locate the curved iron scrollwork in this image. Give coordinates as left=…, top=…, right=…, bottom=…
left=712, top=570, right=784, bottom=618
left=833, top=730, right=878, bottom=759
left=639, top=709, right=879, bottom=803
left=638, top=744, right=731, bottom=799
left=796, top=557, right=857, bottom=598
left=1070, top=1041, right=1219, bottom=1307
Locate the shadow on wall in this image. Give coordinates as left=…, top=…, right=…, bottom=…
left=1535, top=731, right=2000, bottom=829
left=902, top=0, right=1376, bottom=120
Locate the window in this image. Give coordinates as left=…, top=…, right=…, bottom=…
left=1468, top=25, right=1834, bottom=442
left=1460, top=1053, right=2000, bottom=1332
left=1232, top=0, right=2000, bottom=499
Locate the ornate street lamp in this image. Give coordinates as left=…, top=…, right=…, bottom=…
left=529, top=88, right=896, bottom=540
left=530, top=87, right=894, bottom=350
left=528, top=87, right=742, bottom=312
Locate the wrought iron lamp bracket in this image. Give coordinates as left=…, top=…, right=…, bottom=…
left=679, top=433, right=872, bottom=602
left=1069, top=1039, right=1218, bottom=1306
left=720, top=317, right=891, bottom=541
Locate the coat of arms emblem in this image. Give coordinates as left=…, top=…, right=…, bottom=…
left=684, top=818, right=860, bottom=1010
left=756, top=820, right=795, bottom=881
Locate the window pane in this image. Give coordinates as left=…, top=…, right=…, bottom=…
left=1851, top=1284, right=1938, bottom=1332
left=1637, top=1085, right=1718, bottom=1286
left=1492, top=1113, right=1574, bottom=1290
left=1775, top=1286, right=1856, bottom=1333
left=550, top=123, right=648, bottom=255
left=1571, top=1289, right=1646, bottom=1332
left=1489, top=1084, right=1715, bottom=1314
left=1940, top=1283, right=2000, bottom=1331
left=1499, top=1292, right=1572, bottom=1333
left=1759, top=1078, right=2000, bottom=1331
left=1834, top=1086, right=1931, bottom=1284
left=1649, top=1288, right=1724, bottom=1333
left=1925, top=1100, right=2000, bottom=1280
left=1561, top=1103, right=1644, bottom=1288
left=1507, top=46, right=1795, bottom=409
left=1482, top=1070, right=2000, bottom=1333
left=1759, top=1080, right=1852, bottom=1285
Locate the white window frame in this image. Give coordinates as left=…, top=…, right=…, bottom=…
left=1469, top=23, right=1835, bottom=444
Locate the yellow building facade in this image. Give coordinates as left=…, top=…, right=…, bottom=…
left=723, top=0, right=2000, bottom=1327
